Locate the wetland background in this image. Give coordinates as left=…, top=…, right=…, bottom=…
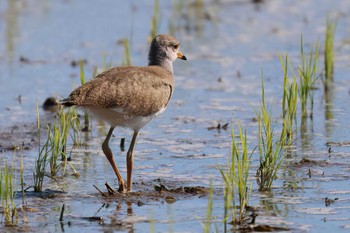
left=1, top=0, right=350, bottom=232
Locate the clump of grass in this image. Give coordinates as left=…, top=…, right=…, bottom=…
left=49, top=108, right=80, bottom=176
left=219, top=120, right=252, bottom=228
left=324, top=17, right=337, bottom=90
left=19, top=150, right=25, bottom=206
left=68, top=107, right=83, bottom=147
left=256, top=78, right=284, bottom=191
left=298, top=36, right=320, bottom=119
left=34, top=140, right=49, bottom=192
left=34, top=103, right=80, bottom=190
left=33, top=101, right=49, bottom=192
left=0, top=161, right=17, bottom=226
left=48, top=112, right=67, bottom=176
left=1, top=150, right=29, bottom=226
left=280, top=54, right=298, bottom=145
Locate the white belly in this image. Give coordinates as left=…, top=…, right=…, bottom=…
left=82, top=106, right=166, bottom=132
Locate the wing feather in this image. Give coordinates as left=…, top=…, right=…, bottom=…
left=67, top=66, right=174, bottom=116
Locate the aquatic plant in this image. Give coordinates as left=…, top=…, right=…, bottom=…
left=33, top=101, right=49, bottom=192
left=148, top=209, right=155, bottom=233
left=49, top=112, right=67, bottom=176
left=202, top=180, right=214, bottom=233
left=101, top=51, right=113, bottom=72
left=33, top=141, right=49, bottom=192
left=79, top=60, right=86, bottom=85
left=19, top=150, right=25, bottom=206
left=324, top=17, right=337, bottom=90
left=280, top=54, right=298, bottom=145
left=0, top=161, right=17, bottom=226
left=298, top=36, right=319, bottom=119
left=68, top=107, right=83, bottom=147
left=33, top=101, right=80, bottom=183
left=49, top=108, right=81, bottom=176
left=256, top=78, right=284, bottom=191
left=219, top=121, right=252, bottom=228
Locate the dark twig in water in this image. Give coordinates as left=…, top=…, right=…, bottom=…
left=59, top=204, right=65, bottom=221
left=24, top=186, right=33, bottom=192
left=249, top=212, right=258, bottom=224
left=81, top=216, right=103, bottom=222
left=308, top=168, right=312, bottom=178
left=94, top=203, right=106, bottom=215
left=120, top=138, right=125, bottom=151
left=105, top=183, right=115, bottom=195
left=93, top=184, right=108, bottom=198
left=207, top=122, right=229, bottom=131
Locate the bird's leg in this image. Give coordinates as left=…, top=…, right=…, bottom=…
left=102, top=127, right=126, bottom=192
left=126, top=131, right=139, bottom=192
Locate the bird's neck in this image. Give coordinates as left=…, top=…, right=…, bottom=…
left=148, top=56, right=174, bottom=74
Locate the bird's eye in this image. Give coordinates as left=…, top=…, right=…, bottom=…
left=172, top=44, right=179, bottom=50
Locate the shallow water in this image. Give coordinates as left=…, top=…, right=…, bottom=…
left=1, top=0, right=350, bottom=232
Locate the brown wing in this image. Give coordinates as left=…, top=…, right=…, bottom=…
left=66, top=66, right=174, bottom=116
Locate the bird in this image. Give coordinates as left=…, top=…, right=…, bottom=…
left=61, top=34, right=187, bottom=192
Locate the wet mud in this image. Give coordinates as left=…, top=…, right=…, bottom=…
left=93, top=182, right=209, bottom=204
left=0, top=123, right=37, bottom=152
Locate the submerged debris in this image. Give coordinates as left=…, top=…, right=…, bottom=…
left=325, top=197, right=338, bottom=207
left=165, top=196, right=177, bottom=204
left=239, top=224, right=290, bottom=232
left=19, top=56, right=31, bottom=63
left=326, top=141, right=350, bottom=147
left=293, top=158, right=328, bottom=168
left=70, top=59, right=88, bottom=67
left=207, top=122, right=229, bottom=131
left=60, top=204, right=65, bottom=222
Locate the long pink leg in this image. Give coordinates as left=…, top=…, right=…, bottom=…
left=102, top=127, right=125, bottom=192
left=126, top=131, right=139, bottom=192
